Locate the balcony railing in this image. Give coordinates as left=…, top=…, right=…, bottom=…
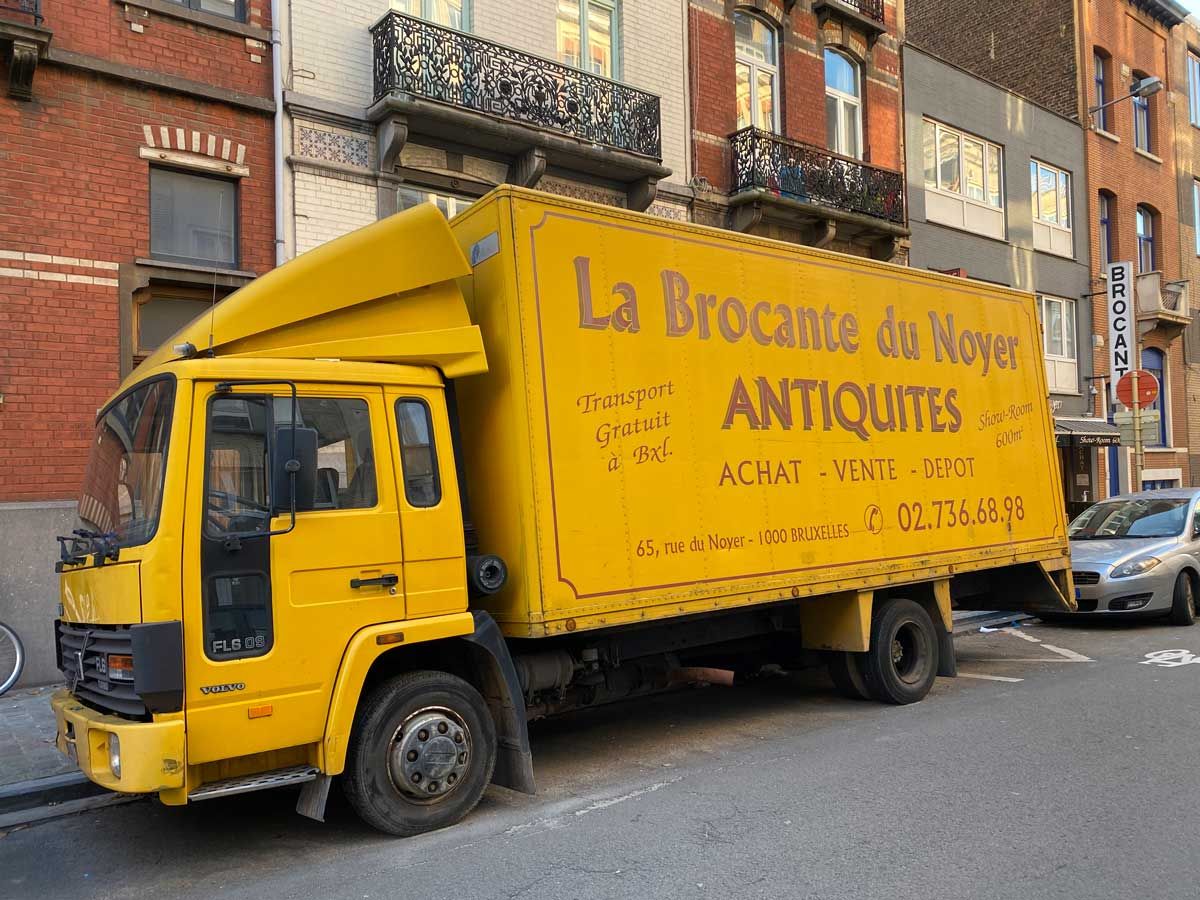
left=729, top=127, right=905, bottom=225
left=371, top=11, right=662, bottom=159
left=0, top=0, right=41, bottom=24
left=831, top=0, right=884, bottom=22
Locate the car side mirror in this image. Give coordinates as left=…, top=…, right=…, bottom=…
left=272, top=425, right=318, bottom=515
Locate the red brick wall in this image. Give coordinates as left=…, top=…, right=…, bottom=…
left=1084, top=2, right=1188, bottom=494
left=0, top=2, right=274, bottom=501
left=689, top=2, right=903, bottom=192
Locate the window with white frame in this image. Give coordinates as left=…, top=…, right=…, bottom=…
left=921, top=119, right=1004, bottom=239
left=1041, top=295, right=1078, bottom=395
left=557, top=0, right=618, bottom=78
left=1194, top=182, right=1200, bottom=256
left=1190, top=52, right=1200, bottom=127
left=390, top=0, right=466, bottom=29
left=734, top=11, right=778, bottom=131
left=1030, top=160, right=1073, bottom=258
left=397, top=185, right=474, bottom=219
left=824, top=49, right=861, bottom=159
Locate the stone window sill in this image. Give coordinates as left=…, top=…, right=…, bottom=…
left=1094, top=127, right=1120, bottom=144
left=1134, top=147, right=1163, bottom=165
left=115, top=0, right=270, bottom=41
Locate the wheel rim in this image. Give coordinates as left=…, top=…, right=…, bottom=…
left=889, top=622, right=929, bottom=685
left=387, top=706, right=472, bottom=804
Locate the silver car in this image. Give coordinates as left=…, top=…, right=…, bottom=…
left=1067, top=488, right=1200, bottom=624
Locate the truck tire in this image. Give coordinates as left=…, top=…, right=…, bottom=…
left=827, top=651, right=872, bottom=700
left=862, top=598, right=938, bottom=705
left=343, top=670, right=497, bottom=837
left=1168, top=572, right=1197, bottom=627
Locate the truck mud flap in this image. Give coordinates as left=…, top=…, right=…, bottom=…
left=461, top=611, right=536, bottom=795
left=949, top=561, right=1075, bottom=614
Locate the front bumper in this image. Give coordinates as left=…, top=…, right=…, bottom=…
left=1070, top=567, right=1177, bottom=614
left=51, top=690, right=185, bottom=794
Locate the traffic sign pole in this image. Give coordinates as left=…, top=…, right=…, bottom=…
left=1132, top=363, right=1142, bottom=491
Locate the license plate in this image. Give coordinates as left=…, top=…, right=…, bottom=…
left=1075, top=588, right=1082, bottom=600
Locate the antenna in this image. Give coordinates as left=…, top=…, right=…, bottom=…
left=207, top=189, right=225, bottom=357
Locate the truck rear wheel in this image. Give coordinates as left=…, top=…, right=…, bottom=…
left=862, top=598, right=938, bottom=705
left=343, top=670, right=497, bottom=837
left=827, top=651, right=872, bottom=700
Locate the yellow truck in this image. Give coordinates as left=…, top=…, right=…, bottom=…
left=51, top=187, right=1072, bottom=836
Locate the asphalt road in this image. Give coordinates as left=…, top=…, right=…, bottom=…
left=4, top=620, right=1200, bottom=900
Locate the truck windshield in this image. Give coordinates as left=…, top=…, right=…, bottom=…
left=1068, top=498, right=1190, bottom=540
left=77, top=378, right=175, bottom=549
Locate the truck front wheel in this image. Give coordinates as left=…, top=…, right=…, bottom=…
left=862, top=598, right=938, bottom=705
left=343, top=670, right=497, bottom=836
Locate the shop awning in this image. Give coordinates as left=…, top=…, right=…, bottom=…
left=1055, top=417, right=1122, bottom=447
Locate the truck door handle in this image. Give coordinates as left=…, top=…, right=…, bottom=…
left=350, top=573, right=399, bottom=589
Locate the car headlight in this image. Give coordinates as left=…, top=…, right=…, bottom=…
left=1112, top=556, right=1161, bottom=578
left=108, top=733, right=121, bottom=780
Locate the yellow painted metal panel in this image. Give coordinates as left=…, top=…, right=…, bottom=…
left=61, top=562, right=141, bottom=624
left=451, top=188, right=1070, bottom=636
left=796, top=590, right=873, bottom=652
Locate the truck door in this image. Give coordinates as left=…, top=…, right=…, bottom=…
left=183, top=383, right=406, bottom=767
left=384, top=387, right=468, bottom=619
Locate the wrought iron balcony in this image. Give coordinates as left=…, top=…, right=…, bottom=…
left=371, top=11, right=662, bottom=160
left=0, top=0, right=41, bottom=24
left=729, top=127, right=905, bottom=225
left=829, top=0, right=884, bottom=22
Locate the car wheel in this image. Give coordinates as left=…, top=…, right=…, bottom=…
left=343, top=670, right=497, bottom=837
left=1168, top=572, right=1198, bottom=627
left=862, top=598, right=939, bottom=705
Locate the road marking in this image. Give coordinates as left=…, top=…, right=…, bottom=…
left=1140, top=649, right=1200, bottom=668
left=1001, top=627, right=1043, bottom=644
left=959, top=672, right=1024, bottom=683
left=572, top=778, right=680, bottom=817
left=1039, top=643, right=1093, bottom=662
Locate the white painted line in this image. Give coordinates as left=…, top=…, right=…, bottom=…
left=1040, top=643, right=1094, bottom=662
left=959, top=672, right=1024, bottom=683
left=573, top=777, right=680, bottom=817
left=1001, top=627, right=1043, bottom=644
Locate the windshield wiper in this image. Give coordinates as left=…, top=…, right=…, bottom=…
left=55, top=529, right=120, bottom=569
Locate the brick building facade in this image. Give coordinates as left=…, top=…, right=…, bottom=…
left=685, top=0, right=907, bottom=260
left=908, top=0, right=1194, bottom=499
left=0, top=0, right=276, bottom=684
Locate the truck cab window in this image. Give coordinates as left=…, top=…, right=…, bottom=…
left=274, top=397, right=376, bottom=510
left=396, top=399, right=441, bottom=507
left=206, top=396, right=272, bottom=536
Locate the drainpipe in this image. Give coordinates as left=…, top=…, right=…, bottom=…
left=271, top=0, right=286, bottom=267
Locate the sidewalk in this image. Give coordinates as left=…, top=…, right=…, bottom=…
left=1, top=684, right=74, bottom=788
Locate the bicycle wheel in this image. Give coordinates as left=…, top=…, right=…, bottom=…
left=0, top=622, right=24, bottom=696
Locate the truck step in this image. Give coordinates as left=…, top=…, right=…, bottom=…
left=188, top=766, right=320, bottom=802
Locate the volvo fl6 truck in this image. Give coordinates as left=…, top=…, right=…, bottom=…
left=52, top=188, right=1073, bottom=835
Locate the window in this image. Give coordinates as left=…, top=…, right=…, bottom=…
left=166, top=0, right=244, bottom=21
left=396, top=185, right=474, bottom=219
left=1189, top=51, right=1200, bottom=127
left=922, top=120, right=1002, bottom=207
left=396, top=400, right=441, bottom=507
left=286, top=398, right=377, bottom=510
left=150, top=168, right=237, bottom=268
left=1194, top=182, right=1200, bottom=256
left=1133, top=71, right=1153, bottom=152
left=1041, top=295, right=1078, bottom=394
left=1142, top=348, right=1167, bottom=447
left=824, top=49, right=861, bottom=159
left=1137, top=205, right=1156, bottom=272
left=77, top=378, right=175, bottom=548
left=1030, top=160, right=1071, bottom=228
left=390, top=0, right=466, bottom=28
left=133, top=291, right=213, bottom=364
left=1093, top=49, right=1110, bottom=131
left=557, top=0, right=618, bottom=78
left=734, top=11, right=778, bottom=131
left=1099, top=191, right=1114, bottom=267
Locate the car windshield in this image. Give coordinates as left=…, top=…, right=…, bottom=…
left=77, top=379, right=175, bottom=549
left=1068, top=497, right=1190, bottom=540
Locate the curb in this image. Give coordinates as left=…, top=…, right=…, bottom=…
left=951, top=612, right=1034, bottom=635
left=0, top=771, right=139, bottom=829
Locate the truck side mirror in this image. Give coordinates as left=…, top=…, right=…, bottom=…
left=272, top=425, right=318, bottom=515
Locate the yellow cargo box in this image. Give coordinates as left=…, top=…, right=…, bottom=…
left=449, top=188, right=1071, bottom=638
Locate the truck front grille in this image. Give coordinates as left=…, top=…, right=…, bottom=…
left=57, top=621, right=147, bottom=719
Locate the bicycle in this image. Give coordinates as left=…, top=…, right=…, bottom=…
left=0, top=622, right=24, bottom=696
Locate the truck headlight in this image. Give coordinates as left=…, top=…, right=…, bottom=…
left=108, top=733, right=121, bottom=780
left=1112, top=556, right=1161, bottom=578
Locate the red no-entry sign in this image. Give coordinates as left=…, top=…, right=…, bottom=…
left=1116, top=369, right=1160, bottom=409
